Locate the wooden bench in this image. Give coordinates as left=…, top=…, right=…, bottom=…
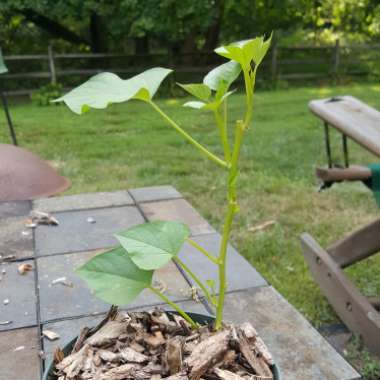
left=301, top=95, right=380, bottom=355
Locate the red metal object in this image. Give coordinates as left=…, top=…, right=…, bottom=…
left=0, top=143, right=70, bottom=201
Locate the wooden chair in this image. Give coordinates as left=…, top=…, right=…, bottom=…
left=301, top=95, right=380, bottom=354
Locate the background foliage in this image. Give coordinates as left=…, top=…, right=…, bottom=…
left=1, top=0, right=380, bottom=55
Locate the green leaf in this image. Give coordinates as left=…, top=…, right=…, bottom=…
left=177, top=83, right=211, bottom=102
left=115, top=221, right=190, bottom=270
left=203, top=60, right=241, bottom=92
left=76, top=246, right=153, bottom=305
left=0, top=48, right=8, bottom=75
left=220, top=89, right=236, bottom=102
left=215, top=36, right=271, bottom=70
left=183, top=100, right=207, bottom=109
left=54, top=67, right=172, bottom=114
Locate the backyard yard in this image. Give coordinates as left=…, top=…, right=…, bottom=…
left=2, top=82, right=380, bottom=375
left=3, top=82, right=380, bottom=319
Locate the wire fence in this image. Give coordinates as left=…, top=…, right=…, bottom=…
left=2, top=40, right=380, bottom=96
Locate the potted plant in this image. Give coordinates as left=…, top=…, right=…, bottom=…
left=45, top=35, right=281, bottom=380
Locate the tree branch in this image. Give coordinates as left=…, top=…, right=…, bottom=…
left=20, top=9, right=88, bottom=45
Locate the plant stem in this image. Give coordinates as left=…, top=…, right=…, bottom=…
left=148, top=101, right=229, bottom=169
left=187, top=238, right=219, bottom=264
left=148, top=285, right=197, bottom=328
left=214, top=108, right=231, bottom=162
left=243, top=70, right=253, bottom=127
left=173, top=256, right=216, bottom=306
left=215, top=121, right=245, bottom=329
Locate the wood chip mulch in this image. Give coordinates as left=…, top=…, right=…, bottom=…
left=53, top=306, right=275, bottom=380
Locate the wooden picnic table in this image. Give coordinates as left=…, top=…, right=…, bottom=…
left=309, top=95, right=380, bottom=158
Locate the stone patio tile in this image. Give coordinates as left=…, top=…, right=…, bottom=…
left=222, top=286, right=360, bottom=380
left=0, top=216, right=33, bottom=260
left=38, top=250, right=191, bottom=322
left=129, top=185, right=182, bottom=203
left=0, top=260, right=37, bottom=331
left=0, top=327, right=41, bottom=380
left=33, top=190, right=134, bottom=213
left=35, top=206, right=145, bottom=256
left=42, top=299, right=210, bottom=365
left=140, top=198, right=214, bottom=236
left=178, top=233, right=267, bottom=293
left=0, top=200, right=31, bottom=218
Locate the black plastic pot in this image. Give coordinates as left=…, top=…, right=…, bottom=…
left=43, top=312, right=281, bottom=380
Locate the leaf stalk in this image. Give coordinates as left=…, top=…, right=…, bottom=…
left=148, top=100, right=229, bottom=169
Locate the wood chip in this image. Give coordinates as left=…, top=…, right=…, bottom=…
left=51, top=309, right=275, bottom=380
left=143, top=331, right=166, bottom=348
left=119, top=347, right=148, bottom=363
left=56, top=344, right=90, bottom=378
left=236, top=329, right=273, bottom=379
left=214, top=368, right=245, bottom=379
left=97, top=349, right=119, bottom=362
left=30, top=210, right=59, bottom=226
left=87, top=321, right=126, bottom=346
left=51, top=277, right=74, bottom=287
left=248, top=220, right=276, bottom=233
left=254, top=336, right=274, bottom=366
left=13, top=346, right=25, bottom=352
left=99, top=363, right=141, bottom=380
left=53, top=347, right=65, bottom=364
left=166, top=336, right=183, bottom=374
left=43, top=330, right=60, bottom=341
left=18, top=263, right=33, bottom=275
left=185, top=330, right=230, bottom=380
left=240, top=322, right=258, bottom=341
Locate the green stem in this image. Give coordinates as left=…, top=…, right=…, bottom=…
left=215, top=121, right=245, bottom=329
left=214, top=108, right=231, bottom=162
left=149, top=101, right=229, bottom=169
left=173, top=256, right=217, bottom=307
left=243, top=69, right=253, bottom=127
left=187, top=238, right=219, bottom=265
left=148, top=285, right=197, bottom=328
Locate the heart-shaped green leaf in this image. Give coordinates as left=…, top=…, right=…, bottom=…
left=76, top=246, right=153, bottom=305
left=177, top=83, right=211, bottom=102
left=215, top=36, right=271, bottom=70
left=203, top=60, right=241, bottom=92
left=0, top=48, right=8, bottom=75
left=115, top=221, right=190, bottom=270
left=54, top=67, right=173, bottom=114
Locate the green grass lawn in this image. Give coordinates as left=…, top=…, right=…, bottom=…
left=2, top=83, right=380, bottom=373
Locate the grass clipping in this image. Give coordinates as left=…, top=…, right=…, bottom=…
left=53, top=307, right=274, bottom=380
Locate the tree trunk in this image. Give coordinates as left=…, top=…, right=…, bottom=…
left=134, top=37, right=149, bottom=55
left=90, top=13, right=108, bottom=53
left=202, top=0, right=224, bottom=62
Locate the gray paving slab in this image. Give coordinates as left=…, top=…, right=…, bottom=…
left=38, top=250, right=191, bottom=322
left=0, top=260, right=37, bottom=331
left=140, top=198, right=214, bottom=236
left=35, top=206, right=145, bottom=256
left=33, top=190, right=134, bottom=213
left=42, top=299, right=209, bottom=365
left=0, top=327, right=41, bottom=380
left=0, top=200, right=31, bottom=218
left=222, top=286, right=360, bottom=380
left=178, top=233, right=267, bottom=294
left=0, top=216, right=34, bottom=260
left=129, top=185, right=182, bottom=203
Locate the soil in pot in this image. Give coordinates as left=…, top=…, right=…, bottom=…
left=46, top=306, right=279, bottom=380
